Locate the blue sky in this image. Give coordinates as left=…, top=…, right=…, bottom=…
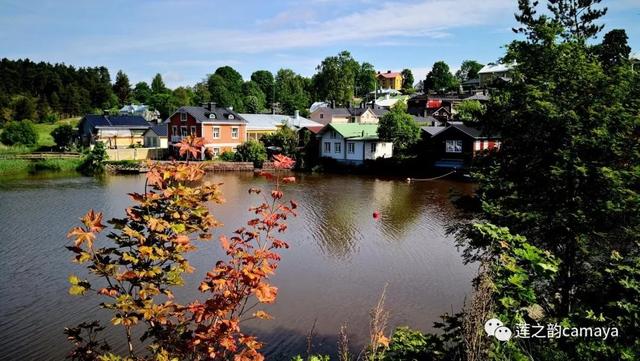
left=1, top=0, right=638, bottom=88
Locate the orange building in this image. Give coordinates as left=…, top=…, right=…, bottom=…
left=166, top=103, right=247, bottom=159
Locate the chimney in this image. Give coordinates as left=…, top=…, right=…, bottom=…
left=387, top=70, right=391, bottom=73
left=207, top=102, right=216, bottom=111
left=294, top=110, right=299, bottom=119
left=228, top=106, right=233, bottom=111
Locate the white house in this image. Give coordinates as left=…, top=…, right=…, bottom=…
left=143, top=123, right=168, bottom=148
left=317, top=123, right=393, bottom=164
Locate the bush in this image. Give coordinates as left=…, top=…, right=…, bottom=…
left=235, top=139, right=268, bottom=167
left=77, top=142, right=108, bottom=175
left=51, top=124, right=76, bottom=150
left=219, top=150, right=236, bottom=162
left=0, top=120, right=38, bottom=146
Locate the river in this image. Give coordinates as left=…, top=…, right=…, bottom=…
left=0, top=171, right=476, bottom=360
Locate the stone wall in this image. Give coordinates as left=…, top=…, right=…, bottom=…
left=106, top=148, right=168, bottom=161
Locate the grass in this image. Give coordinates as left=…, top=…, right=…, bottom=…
left=0, top=158, right=82, bottom=176
left=0, top=117, right=81, bottom=154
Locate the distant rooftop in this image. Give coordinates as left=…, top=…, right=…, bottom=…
left=239, top=113, right=321, bottom=130
left=478, top=63, right=514, bottom=74
left=377, top=71, right=402, bottom=79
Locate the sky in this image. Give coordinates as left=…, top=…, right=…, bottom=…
left=1, top=0, right=639, bottom=88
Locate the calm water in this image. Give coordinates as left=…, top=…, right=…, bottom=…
left=0, top=172, right=476, bottom=360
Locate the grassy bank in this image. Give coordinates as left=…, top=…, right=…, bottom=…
left=0, top=158, right=82, bottom=176
left=0, top=117, right=81, bottom=152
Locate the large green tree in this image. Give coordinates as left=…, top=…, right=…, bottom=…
left=459, top=0, right=640, bottom=359
left=313, top=51, right=359, bottom=105
left=401, top=68, right=414, bottom=90
left=376, top=102, right=420, bottom=154
left=151, top=73, right=168, bottom=94
left=275, top=69, right=310, bottom=116
left=207, top=66, right=245, bottom=111
left=455, top=60, right=484, bottom=82
left=241, top=81, right=267, bottom=113
left=424, top=61, right=458, bottom=93
left=133, top=81, right=152, bottom=104
left=112, top=70, right=131, bottom=105
left=356, top=62, right=377, bottom=98
left=251, top=70, right=275, bottom=108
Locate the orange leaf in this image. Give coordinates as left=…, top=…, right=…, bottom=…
left=82, top=209, right=105, bottom=233
left=254, top=310, right=273, bottom=320
left=255, top=283, right=277, bottom=304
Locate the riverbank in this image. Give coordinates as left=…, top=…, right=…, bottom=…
left=0, top=158, right=82, bottom=177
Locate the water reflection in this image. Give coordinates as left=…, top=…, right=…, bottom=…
left=0, top=172, right=475, bottom=360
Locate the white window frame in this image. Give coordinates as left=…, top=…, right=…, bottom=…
left=213, top=127, right=220, bottom=139
left=181, top=126, right=188, bottom=136
left=172, top=125, right=177, bottom=135
left=334, top=142, right=341, bottom=153
left=347, top=142, right=355, bottom=154
left=330, top=130, right=336, bottom=139
left=324, top=142, right=331, bottom=153
left=446, top=139, right=463, bottom=153
left=231, top=127, right=239, bottom=139
left=370, top=143, right=377, bottom=153
left=190, top=126, right=196, bottom=135
left=213, top=147, right=220, bottom=156
left=180, top=112, right=187, bottom=122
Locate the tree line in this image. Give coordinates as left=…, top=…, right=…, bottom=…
left=1, top=53, right=487, bottom=124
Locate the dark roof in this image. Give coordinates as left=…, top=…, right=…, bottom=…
left=412, top=115, right=440, bottom=124
left=421, top=126, right=446, bottom=136
left=146, top=123, right=168, bottom=137
left=82, top=115, right=150, bottom=129
left=439, top=123, right=499, bottom=139
left=169, top=105, right=247, bottom=124
left=302, top=125, right=325, bottom=134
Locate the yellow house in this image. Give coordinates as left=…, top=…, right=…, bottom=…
left=377, top=71, right=403, bottom=90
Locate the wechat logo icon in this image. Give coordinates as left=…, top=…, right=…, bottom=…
left=484, top=318, right=512, bottom=341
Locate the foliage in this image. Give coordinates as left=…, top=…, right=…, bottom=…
left=234, top=139, right=268, bottom=167
left=357, top=62, right=378, bottom=98
left=112, top=70, right=131, bottom=105
left=424, top=61, right=459, bottom=93
left=400, top=69, right=414, bottom=90
left=313, top=51, right=360, bottom=105
left=208, top=66, right=245, bottom=111
left=77, top=142, right=108, bottom=175
left=242, top=81, right=267, bottom=113
left=455, top=60, right=484, bottom=82
left=0, top=120, right=38, bottom=146
left=66, top=141, right=297, bottom=360
left=376, top=103, right=420, bottom=154
left=260, top=124, right=299, bottom=158
left=276, top=69, right=311, bottom=116
left=219, top=150, right=236, bottom=162
left=453, top=100, right=485, bottom=123
left=596, top=29, right=631, bottom=71
left=13, top=96, right=37, bottom=121
left=133, top=82, right=152, bottom=104
left=251, top=70, right=275, bottom=108
left=51, top=124, right=76, bottom=150
left=454, top=1, right=640, bottom=359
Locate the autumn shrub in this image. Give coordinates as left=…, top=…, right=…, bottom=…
left=65, top=136, right=297, bottom=360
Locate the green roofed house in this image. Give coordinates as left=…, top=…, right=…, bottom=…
left=317, top=123, right=393, bottom=164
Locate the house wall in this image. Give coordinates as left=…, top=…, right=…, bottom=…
left=359, top=110, right=379, bottom=124
left=96, top=129, right=145, bottom=149
left=345, top=141, right=364, bottom=161
left=106, top=148, right=167, bottom=160
left=167, top=112, right=201, bottom=142
left=200, top=123, right=246, bottom=152
left=378, top=75, right=402, bottom=90
left=364, top=141, right=393, bottom=160
left=320, top=131, right=345, bottom=160
left=310, top=108, right=333, bottom=125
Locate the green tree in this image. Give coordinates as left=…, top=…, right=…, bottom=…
left=13, top=96, right=36, bottom=121
left=133, top=81, right=152, bottom=104
left=275, top=69, right=310, bottom=116
left=260, top=124, right=298, bottom=158
left=376, top=102, right=420, bottom=154
left=207, top=66, right=245, bottom=111
left=313, top=51, right=359, bottom=105
left=51, top=124, right=76, bottom=150
left=234, top=139, right=268, bottom=167
left=455, top=60, right=484, bottom=82
left=400, top=69, right=414, bottom=90
left=172, top=86, right=194, bottom=107
left=242, top=81, right=267, bottom=113
left=0, top=119, right=38, bottom=146
left=251, top=70, right=275, bottom=108
left=78, top=142, right=108, bottom=175
left=597, top=29, right=631, bottom=70
left=453, top=100, right=485, bottom=123
left=151, top=73, right=168, bottom=94
left=356, top=62, right=377, bottom=97
left=424, top=61, right=458, bottom=93
left=192, top=80, right=211, bottom=104
left=458, top=0, right=640, bottom=359
left=112, top=70, right=131, bottom=105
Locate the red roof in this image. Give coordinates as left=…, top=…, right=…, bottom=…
left=427, top=99, right=442, bottom=109
left=304, top=126, right=325, bottom=134
left=378, top=72, right=401, bottom=79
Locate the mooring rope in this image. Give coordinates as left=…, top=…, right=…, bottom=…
left=406, top=170, right=457, bottom=182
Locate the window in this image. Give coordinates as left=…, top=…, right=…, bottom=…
left=334, top=142, right=341, bottom=153
left=330, top=130, right=337, bottom=139
left=231, top=127, right=239, bottom=139
left=324, top=142, right=331, bottom=153
left=180, top=112, right=187, bottom=122
left=228, top=114, right=235, bottom=120
left=320, top=114, right=324, bottom=119
left=347, top=142, right=355, bottom=154
left=446, top=140, right=463, bottom=153
left=349, top=117, right=356, bottom=123
left=213, top=127, right=220, bottom=139
left=172, top=125, right=177, bottom=135
left=213, top=147, right=220, bottom=156
left=181, top=126, right=188, bottom=136
left=209, top=113, right=216, bottom=119
left=370, top=143, right=377, bottom=153
left=190, top=126, right=196, bottom=135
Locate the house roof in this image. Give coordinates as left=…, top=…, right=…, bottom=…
left=412, top=115, right=440, bottom=124
left=82, top=115, right=150, bottom=129
left=421, top=126, right=447, bottom=137
left=317, top=106, right=389, bottom=118
left=302, top=125, right=325, bottom=134
left=434, top=123, right=499, bottom=139
left=145, top=123, right=168, bottom=137
left=478, top=63, right=514, bottom=74
left=378, top=71, right=402, bottom=79
left=464, top=93, right=490, bottom=101
left=120, top=104, right=149, bottom=113
left=319, top=123, right=381, bottom=140
left=239, top=113, right=322, bottom=130
left=169, top=105, right=247, bottom=124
